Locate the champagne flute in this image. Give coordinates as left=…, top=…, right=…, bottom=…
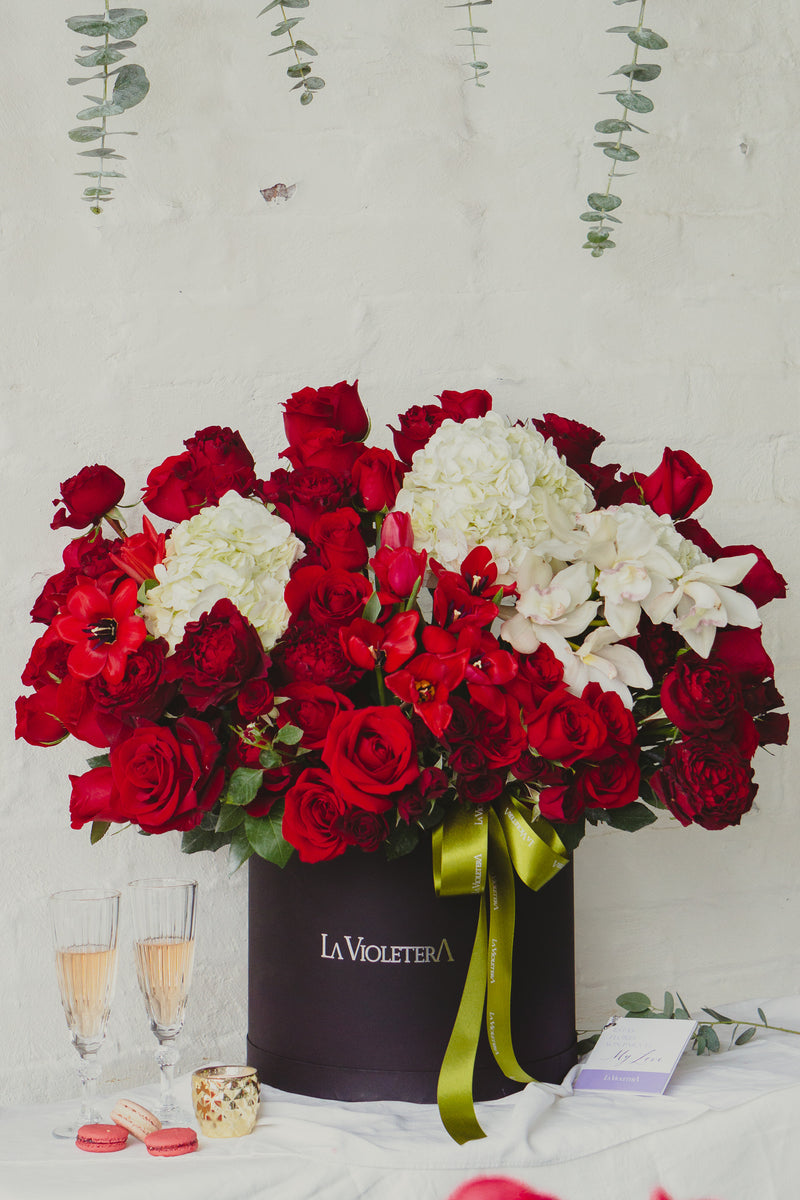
left=49, top=888, right=120, bottom=1139
left=129, top=878, right=197, bottom=1125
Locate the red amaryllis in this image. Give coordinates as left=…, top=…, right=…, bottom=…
left=51, top=464, right=125, bottom=531
left=339, top=612, right=419, bottom=673
left=52, top=577, right=146, bottom=685
left=110, top=516, right=166, bottom=585
left=385, top=649, right=469, bottom=738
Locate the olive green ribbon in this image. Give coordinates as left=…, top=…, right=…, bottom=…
left=432, top=798, right=569, bottom=1144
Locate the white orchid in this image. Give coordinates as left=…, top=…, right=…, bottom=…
left=502, top=556, right=598, bottom=651
left=647, top=555, right=761, bottom=657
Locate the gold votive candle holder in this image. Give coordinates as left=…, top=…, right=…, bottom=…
left=191, top=1065, right=260, bottom=1137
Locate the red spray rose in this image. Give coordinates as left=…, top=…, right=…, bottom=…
left=573, top=754, right=641, bottom=810
left=532, top=414, right=605, bottom=466
left=389, top=404, right=447, bottom=465
left=322, top=706, right=420, bottom=812
left=339, top=806, right=389, bottom=852
left=30, top=532, right=120, bottom=625
left=678, top=520, right=787, bottom=609
left=165, top=598, right=269, bottom=712
left=273, top=620, right=362, bottom=689
left=660, top=658, right=755, bottom=750
left=89, top=638, right=175, bottom=723
left=650, top=737, right=757, bottom=830
left=51, top=465, right=125, bottom=531
left=142, top=427, right=255, bottom=521
left=282, top=768, right=350, bottom=863
left=282, top=381, right=369, bottom=446
left=277, top=682, right=355, bottom=749
left=255, top=466, right=348, bottom=539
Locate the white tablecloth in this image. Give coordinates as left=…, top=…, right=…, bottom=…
left=3, top=998, right=800, bottom=1200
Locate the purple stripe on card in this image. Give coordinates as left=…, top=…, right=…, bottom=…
left=574, top=1068, right=671, bottom=1094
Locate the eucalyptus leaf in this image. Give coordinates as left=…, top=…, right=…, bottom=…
left=587, top=230, right=609, bottom=243
left=695, top=1034, right=707, bottom=1055
left=287, top=63, right=311, bottom=77
left=704, top=1027, right=721, bottom=1053
left=587, top=192, right=622, bottom=211
left=702, top=1006, right=735, bottom=1024
left=112, top=63, right=149, bottom=110
left=76, top=169, right=126, bottom=176
left=616, top=91, right=654, bottom=114
left=294, top=39, right=317, bottom=54
left=617, top=991, right=651, bottom=1012
left=245, top=810, right=294, bottom=868
left=580, top=212, right=605, bottom=222
left=78, top=148, right=123, bottom=157
left=595, top=118, right=631, bottom=133
left=736, top=1026, right=757, bottom=1045
left=629, top=29, right=668, bottom=50
left=303, top=76, right=325, bottom=89
left=758, top=1007, right=768, bottom=1025
left=590, top=248, right=605, bottom=257
left=75, top=46, right=125, bottom=66
left=613, top=62, right=661, bottom=81
left=271, top=18, right=303, bottom=34
left=76, top=102, right=125, bottom=119
left=456, top=25, right=487, bottom=32
left=268, top=44, right=294, bottom=54
left=299, top=90, right=313, bottom=104
left=66, top=9, right=148, bottom=39
left=601, top=145, right=640, bottom=162
left=606, top=25, right=636, bottom=33
left=467, top=60, right=488, bottom=69
left=83, top=186, right=113, bottom=195
left=663, top=991, right=675, bottom=1018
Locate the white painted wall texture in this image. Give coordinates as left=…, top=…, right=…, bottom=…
left=2, top=0, right=798, bottom=1107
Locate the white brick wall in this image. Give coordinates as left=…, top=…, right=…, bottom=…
left=2, top=0, right=797, bottom=1104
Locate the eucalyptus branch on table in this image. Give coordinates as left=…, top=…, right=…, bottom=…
left=66, top=5, right=150, bottom=215
left=581, top=0, right=668, bottom=257
left=259, top=0, right=325, bottom=105
left=577, top=992, right=800, bottom=1057
left=447, top=0, right=491, bottom=87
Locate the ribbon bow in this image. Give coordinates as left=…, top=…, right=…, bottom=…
left=432, top=798, right=569, bottom=1143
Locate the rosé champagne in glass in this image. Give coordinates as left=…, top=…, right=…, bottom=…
left=129, top=879, right=197, bottom=1125
left=49, top=888, right=120, bottom=1138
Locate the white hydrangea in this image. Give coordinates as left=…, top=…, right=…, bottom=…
left=143, top=490, right=304, bottom=652
left=392, top=413, right=594, bottom=581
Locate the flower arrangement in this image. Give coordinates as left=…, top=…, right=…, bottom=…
left=16, top=382, right=787, bottom=1139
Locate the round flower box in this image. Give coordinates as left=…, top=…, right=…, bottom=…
left=247, top=841, right=577, bottom=1103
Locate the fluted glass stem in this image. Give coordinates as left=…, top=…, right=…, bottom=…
left=155, top=1040, right=180, bottom=1118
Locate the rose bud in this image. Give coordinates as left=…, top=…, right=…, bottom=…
left=51, top=465, right=125, bottom=531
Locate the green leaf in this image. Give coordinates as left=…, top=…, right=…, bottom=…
left=86, top=752, right=111, bottom=769
left=587, top=192, right=622, bottom=212
left=613, top=62, right=661, bottom=82
left=228, top=825, right=254, bottom=873
left=224, top=766, right=264, bottom=807
left=606, top=25, right=636, bottom=32
left=617, top=991, right=651, bottom=1012
left=245, top=810, right=293, bottom=868
left=587, top=230, right=609, bottom=244
left=467, top=61, right=488, bottom=69
left=303, top=76, right=325, bottom=89
left=259, top=0, right=308, bottom=10
left=548, top=815, right=585, bottom=854
left=78, top=148, right=124, bottom=157
left=83, top=186, right=113, bottom=196
left=75, top=46, right=125, bottom=66
left=676, top=992, right=691, bottom=1020
left=384, top=822, right=420, bottom=860
left=69, top=125, right=104, bottom=141
left=274, top=723, right=303, bottom=746
left=90, top=820, right=110, bottom=844
left=66, top=9, right=148, bottom=39
left=294, top=39, right=317, bottom=54
left=616, top=91, right=654, bottom=114
left=271, top=18, right=303, bottom=34
left=629, top=29, right=668, bottom=50
left=287, top=63, right=312, bottom=77
left=702, top=1006, right=735, bottom=1024
left=76, top=169, right=126, bottom=176
left=182, top=825, right=220, bottom=854
left=456, top=26, right=487, bottom=32
left=600, top=144, right=640, bottom=162
left=595, top=117, right=631, bottom=133
left=259, top=746, right=282, bottom=770
left=590, top=248, right=605, bottom=258
left=580, top=212, right=605, bottom=222
left=613, top=0, right=640, bottom=4
left=216, top=804, right=246, bottom=833
left=704, top=1026, right=721, bottom=1052
left=576, top=1033, right=600, bottom=1055
left=663, top=991, right=675, bottom=1018
left=758, top=1007, right=768, bottom=1025
left=268, top=44, right=294, bottom=54
left=736, top=1026, right=757, bottom=1045
left=695, top=1034, right=707, bottom=1055
left=299, top=90, right=313, bottom=105
left=76, top=102, right=125, bottom=119
left=112, top=63, right=150, bottom=110
left=598, top=801, right=656, bottom=831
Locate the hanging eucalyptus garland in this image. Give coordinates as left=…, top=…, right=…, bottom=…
left=66, top=5, right=150, bottom=215
left=447, top=0, right=491, bottom=87
left=259, top=0, right=325, bottom=105
left=581, top=0, right=667, bottom=258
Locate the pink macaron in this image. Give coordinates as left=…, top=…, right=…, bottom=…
left=144, top=1127, right=199, bottom=1157
left=110, top=1098, right=162, bottom=1142
left=75, top=1123, right=129, bottom=1153
left=447, top=1181, right=559, bottom=1200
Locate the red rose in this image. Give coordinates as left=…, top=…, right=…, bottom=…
left=437, top=389, right=493, bottom=422
left=90, top=638, right=175, bottom=723
left=650, top=737, right=757, bottom=830
left=633, top=614, right=685, bottom=683
left=443, top=695, right=479, bottom=744
left=142, top=427, right=256, bottom=521
left=388, top=404, right=447, bottom=465
left=507, top=645, right=565, bottom=720
left=458, top=774, right=505, bottom=805
left=310, top=509, right=369, bottom=571
left=15, top=685, right=67, bottom=746
left=536, top=784, right=584, bottom=824
left=475, top=694, right=527, bottom=768
left=280, top=428, right=366, bottom=477
left=245, top=763, right=299, bottom=819
left=70, top=716, right=224, bottom=833
left=30, top=533, right=120, bottom=625
left=351, top=448, right=404, bottom=512
left=580, top=683, right=636, bottom=749
left=236, top=678, right=276, bottom=721
left=573, top=754, right=640, bottom=810
left=340, top=806, right=389, bottom=852
left=396, top=766, right=449, bottom=822
left=526, top=689, right=608, bottom=766
left=165, top=599, right=268, bottom=712
left=282, top=381, right=369, bottom=446
left=54, top=674, right=121, bottom=747
left=51, top=465, right=125, bottom=531
left=285, top=565, right=372, bottom=628
left=277, top=683, right=355, bottom=749
left=21, top=626, right=70, bottom=689
left=633, top=448, right=712, bottom=520
left=449, top=744, right=488, bottom=778
left=661, top=658, right=750, bottom=743
left=273, top=621, right=362, bottom=688
left=531, top=413, right=604, bottom=466
left=282, top=768, right=350, bottom=863
left=322, top=706, right=420, bottom=812
left=255, top=466, right=348, bottom=539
